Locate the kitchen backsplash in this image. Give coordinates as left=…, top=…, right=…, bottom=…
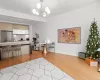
left=13, top=35, right=29, bottom=41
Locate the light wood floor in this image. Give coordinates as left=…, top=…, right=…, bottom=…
left=0, top=51, right=99, bottom=80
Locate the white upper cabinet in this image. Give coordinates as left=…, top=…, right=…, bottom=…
left=13, top=29, right=18, bottom=34
left=12, top=24, right=29, bottom=34
left=0, top=22, right=29, bottom=34
left=12, top=24, right=29, bottom=30
left=25, top=30, right=29, bottom=34
left=13, top=29, right=29, bottom=34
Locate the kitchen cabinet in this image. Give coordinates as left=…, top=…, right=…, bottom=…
left=13, top=29, right=29, bottom=34
left=25, top=30, right=28, bottom=34
left=12, top=24, right=29, bottom=34
left=12, top=24, right=29, bottom=30
left=0, top=22, right=13, bottom=31
left=21, top=45, right=30, bottom=55
left=13, top=29, right=17, bottom=34
left=0, top=22, right=29, bottom=34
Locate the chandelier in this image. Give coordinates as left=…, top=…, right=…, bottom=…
left=32, top=0, right=51, bottom=17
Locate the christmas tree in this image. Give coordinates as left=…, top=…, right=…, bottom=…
left=86, top=20, right=100, bottom=60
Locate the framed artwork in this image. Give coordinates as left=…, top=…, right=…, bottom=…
left=58, top=27, right=81, bottom=44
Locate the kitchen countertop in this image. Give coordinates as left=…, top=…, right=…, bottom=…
left=0, top=41, right=30, bottom=46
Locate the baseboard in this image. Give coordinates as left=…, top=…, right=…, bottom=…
left=49, top=51, right=78, bottom=57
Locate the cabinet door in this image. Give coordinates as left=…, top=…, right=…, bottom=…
left=25, top=30, right=29, bottom=34
left=13, top=29, right=18, bottom=34
left=20, top=30, right=24, bottom=34
left=12, top=24, right=29, bottom=30
left=19, top=30, right=28, bottom=34
left=0, top=22, right=13, bottom=31
left=21, top=45, right=30, bottom=54
left=13, top=30, right=28, bottom=34
left=20, top=30, right=26, bottom=34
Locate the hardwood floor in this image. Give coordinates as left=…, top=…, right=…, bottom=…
left=0, top=51, right=99, bottom=80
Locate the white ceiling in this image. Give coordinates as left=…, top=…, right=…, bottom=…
left=0, top=0, right=96, bottom=17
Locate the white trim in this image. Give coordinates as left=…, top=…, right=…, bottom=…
left=0, top=8, right=46, bottom=22
left=0, top=20, right=30, bottom=26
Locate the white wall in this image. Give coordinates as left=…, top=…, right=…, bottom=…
left=35, top=2, right=100, bottom=56
left=30, top=24, right=37, bottom=42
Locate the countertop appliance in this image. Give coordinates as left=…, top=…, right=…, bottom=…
left=0, top=30, right=13, bottom=42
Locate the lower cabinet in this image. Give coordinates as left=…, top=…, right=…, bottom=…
left=21, top=45, right=30, bottom=55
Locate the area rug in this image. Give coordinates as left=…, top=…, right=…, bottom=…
left=0, top=58, right=74, bottom=80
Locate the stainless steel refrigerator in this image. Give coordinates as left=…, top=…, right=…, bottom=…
left=0, top=30, right=13, bottom=42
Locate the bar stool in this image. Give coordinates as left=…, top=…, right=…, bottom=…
left=0, top=46, right=13, bottom=59
left=12, top=45, right=22, bottom=57
left=7, top=46, right=13, bottom=57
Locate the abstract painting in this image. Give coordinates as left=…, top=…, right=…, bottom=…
left=58, top=27, right=81, bottom=44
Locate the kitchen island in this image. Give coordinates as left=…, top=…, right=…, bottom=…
left=0, top=41, right=32, bottom=60
left=0, top=41, right=30, bottom=46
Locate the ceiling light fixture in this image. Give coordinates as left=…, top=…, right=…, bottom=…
left=37, top=3, right=41, bottom=9
left=32, top=0, right=51, bottom=17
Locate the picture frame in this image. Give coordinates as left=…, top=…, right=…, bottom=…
left=58, top=27, right=81, bottom=44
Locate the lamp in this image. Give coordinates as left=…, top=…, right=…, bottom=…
left=32, top=0, right=51, bottom=17
left=45, top=39, right=51, bottom=44
left=37, top=3, right=41, bottom=9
